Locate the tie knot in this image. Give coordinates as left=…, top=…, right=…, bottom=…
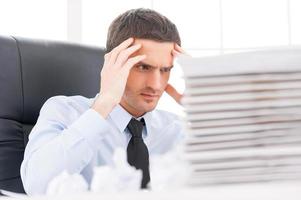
left=127, top=118, right=145, bottom=138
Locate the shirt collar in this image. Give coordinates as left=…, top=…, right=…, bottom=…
left=109, top=104, right=152, bottom=136
left=140, top=111, right=152, bottom=136
left=92, top=94, right=152, bottom=135
left=109, top=104, right=133, bottom=133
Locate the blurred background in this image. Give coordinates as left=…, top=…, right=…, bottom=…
left=1, top=0, right=301, bottom=115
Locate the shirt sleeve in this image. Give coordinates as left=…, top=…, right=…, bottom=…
left=20, top=96, right=110, bottom=195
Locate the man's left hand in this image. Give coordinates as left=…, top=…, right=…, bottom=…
left=165, top=44, right=188, bottom=105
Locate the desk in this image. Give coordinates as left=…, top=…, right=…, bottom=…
left=1, top=182, right=300, bottom=200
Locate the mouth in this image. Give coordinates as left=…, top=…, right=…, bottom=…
left=140, top=93, right=159, bottom=100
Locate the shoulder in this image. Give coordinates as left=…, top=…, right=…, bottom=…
left=39, top=95, right=94, bottom=120
left=43, top=95, right=92, bottom=107
left=150, top=109, right=183, bottom=131
left=151, top=109, right=181, bottom=123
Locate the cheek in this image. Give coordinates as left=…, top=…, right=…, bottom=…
left=161, top=73, right=170, bottom=85
left=125, top=71, right=144, bottom=91
left=127, top=70, right=140, bottom=85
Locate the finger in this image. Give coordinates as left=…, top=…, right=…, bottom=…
left=114, top=44, right=142, bottom=68
left=108, top=37, right=134, bottom=67
left=165, top=84, right=183, bottom=104
left=122, top=55, right=146, bottom=73
left=172, top=49, right=181, bottom=57
left=101, top=53, right=111, bottom=76
left=174, top=44, right=192, bottom=57
left=174, top=43, right=186, bottom=54
left=103, top=52, right=111, bottom=67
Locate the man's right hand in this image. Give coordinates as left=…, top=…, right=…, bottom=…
left=92, top=38, right=146, bottom=118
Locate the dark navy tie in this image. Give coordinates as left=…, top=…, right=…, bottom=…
left=126, top=118, right=150, bottom=188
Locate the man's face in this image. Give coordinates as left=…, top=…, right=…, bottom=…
left=120, top=38, right=175, bottom=117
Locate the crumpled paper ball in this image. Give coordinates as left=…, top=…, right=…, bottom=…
left=46, top=146, right=189, bottom=195
left=90, top=148, right=142, bottom=192
left=149, top=145, right=191, bottom=191
left=46, top=171, right=88, bottom=195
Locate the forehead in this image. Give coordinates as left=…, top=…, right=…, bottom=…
left=133, top=38, right=174, bottom=67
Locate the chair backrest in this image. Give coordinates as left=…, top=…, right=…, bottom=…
left=0, top=35, right=105, bottom=193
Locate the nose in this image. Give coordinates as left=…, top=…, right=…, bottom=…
left=146, top=70, right=162, bottom=91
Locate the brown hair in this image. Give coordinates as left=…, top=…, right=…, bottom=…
left=106, top=8, right=181, bottom=52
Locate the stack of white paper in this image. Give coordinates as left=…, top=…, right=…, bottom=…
left=177, top=48, right=301, bottom=186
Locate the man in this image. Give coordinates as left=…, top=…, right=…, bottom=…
left=21, top=8, right=185, bottom=195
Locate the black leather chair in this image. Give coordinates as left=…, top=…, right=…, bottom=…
left=0, top=35, right=104, bottom=193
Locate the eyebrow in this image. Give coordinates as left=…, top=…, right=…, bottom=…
left=138, top=62, right=174, bottom=69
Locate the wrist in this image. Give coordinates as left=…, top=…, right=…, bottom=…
left=91, top=94, right=117, bottom=118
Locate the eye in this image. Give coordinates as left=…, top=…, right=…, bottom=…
left=137, top=64, right=151, bottom=71
left=160, top=67, right=171, bottom=73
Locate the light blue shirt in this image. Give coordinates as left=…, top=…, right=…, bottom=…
left=20, top=95, right=184, bottom=195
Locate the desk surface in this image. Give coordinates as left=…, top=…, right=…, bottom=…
left=1, top=182, right=301, bottom=200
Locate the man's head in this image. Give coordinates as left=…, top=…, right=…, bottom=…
left=106, top=8, right=181, bottom=53
left=106, top=8, right=181, bottom=117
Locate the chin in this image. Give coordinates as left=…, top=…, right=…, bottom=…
left=139, top=102, right=158, bottom=113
